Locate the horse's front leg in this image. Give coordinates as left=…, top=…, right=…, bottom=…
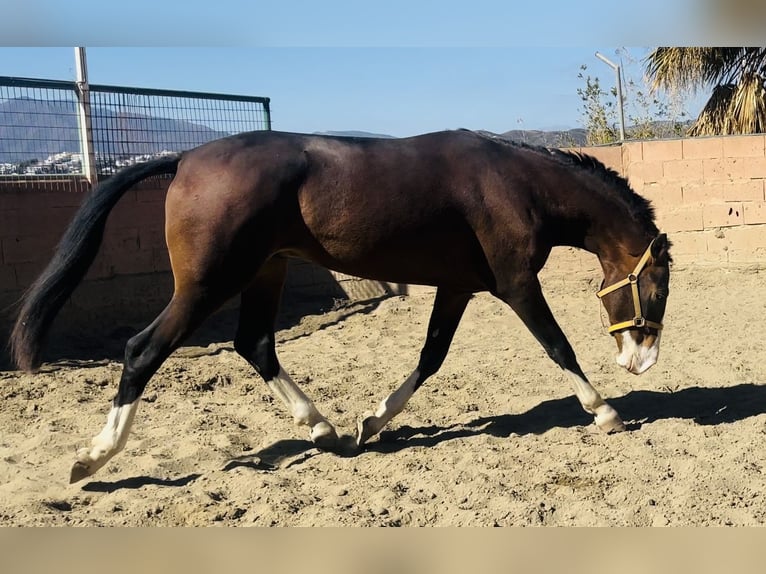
left=356, top=288, right=473, bottom=446
left=498, top=276, right=625, bottom=433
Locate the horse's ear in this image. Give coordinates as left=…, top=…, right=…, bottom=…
left=651, top=233, right=670, bottom=261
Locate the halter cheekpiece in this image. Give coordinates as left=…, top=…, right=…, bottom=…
left=596, top=237, right=663, bottom=334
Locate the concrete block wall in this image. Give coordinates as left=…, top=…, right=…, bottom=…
left=0, top=178, right=171, bottom=294
left=0, top=178, right=175, bottom=344
left=584, top=134, right=766, bottom=266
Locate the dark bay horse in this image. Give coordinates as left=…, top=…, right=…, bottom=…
left=10, top=129, right=671, bottom=483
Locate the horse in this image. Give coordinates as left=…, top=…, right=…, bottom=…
left=10, top=129, right=671, bottom=484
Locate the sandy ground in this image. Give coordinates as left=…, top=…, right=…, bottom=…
left=1, top=263, right=766, bottom=526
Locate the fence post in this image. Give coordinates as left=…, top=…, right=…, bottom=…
left=264, top=97, right=272, bottom=131
left=74, top=47, right=98, bottom=186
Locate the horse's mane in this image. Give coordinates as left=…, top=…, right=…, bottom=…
left=471, top=130, right=657, bottom=233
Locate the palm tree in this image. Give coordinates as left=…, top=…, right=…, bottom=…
left=644, top=47, right=766, bottom=136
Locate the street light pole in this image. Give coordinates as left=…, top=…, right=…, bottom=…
left=595, top=51, right=626, bottom=142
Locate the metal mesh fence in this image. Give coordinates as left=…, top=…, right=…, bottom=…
left=0, top=76, right=271, bottom=185
left=0, top=79, right=81, bottom=177
left=89, top=85, right=270, bottom=175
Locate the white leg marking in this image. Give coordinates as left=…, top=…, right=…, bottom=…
left=267, top=367, right=337, bottom=445
left=357, top=369, right=420, bottom=446
left=71, top=400, right=139, bottom=482
left=564, top=369, right=625, bottom=433
left=617, top=331, right=661, bottom=375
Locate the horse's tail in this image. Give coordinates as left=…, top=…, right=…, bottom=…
left=10, top=154, right=182, bottom=372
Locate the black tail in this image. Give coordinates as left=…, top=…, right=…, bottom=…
left=10, top=155, right=181, bottom=372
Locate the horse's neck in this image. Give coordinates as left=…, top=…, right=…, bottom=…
left=591, top=223, right=653, bottom=276
left=550, top=198, right=651, bottom=273
left=521, top=153, right=656, bottom=270
left=553, top=202, right=648, bottom=251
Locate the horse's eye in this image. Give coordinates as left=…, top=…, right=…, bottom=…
left=655, top=291, right=667, bottom=301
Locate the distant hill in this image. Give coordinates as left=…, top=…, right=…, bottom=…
left=500, top=128, right=588, bottom=147
left=314, top=130, right=397, bottom=139
left=0, top=97, right=230, bottom=163
left=499, top=121, right=693, bottom=148
left=314, top=129, right=587, bottom=146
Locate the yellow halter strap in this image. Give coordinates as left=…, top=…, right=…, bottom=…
left=596, top=238, right=663, bottom=334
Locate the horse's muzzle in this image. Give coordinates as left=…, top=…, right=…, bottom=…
left=615, top=331, right=661, bottom=375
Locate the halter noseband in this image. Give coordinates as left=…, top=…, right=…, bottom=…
left=596, top=238, right=663, bottom=334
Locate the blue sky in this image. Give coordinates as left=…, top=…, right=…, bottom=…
left=0, top=0, right=726, bottom=137
left=3, top=1, right=701, bottom=47
left=0, top=47, right=706, bottom=138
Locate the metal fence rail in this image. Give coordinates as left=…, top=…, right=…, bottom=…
left=0, top=76, right=271, bottom=186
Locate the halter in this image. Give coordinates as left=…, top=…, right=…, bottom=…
left=596, top=238, right=663, bottom=334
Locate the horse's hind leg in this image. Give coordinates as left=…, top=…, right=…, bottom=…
left=70, top=287, right=223, bottom=483
left=357, top=288, right=472, bottom=447
left=234, top=258, right=338, bottom=448
left=497, top=275, right=625, bottom=433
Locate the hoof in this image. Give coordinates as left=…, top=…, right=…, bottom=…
left=356, top=412, right=379, bottom=448
left=594, top=405, right=626, bottom=433
left=310, top=421, right=338, bottom=450
left=69, top=460, right=94, bottom=484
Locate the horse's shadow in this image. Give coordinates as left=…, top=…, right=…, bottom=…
left=223, top=439, right=324, bottom=472
left=241, top=383, right=766, bottom=461
left=367, top=383, right=766, bottom=453
left=81, top=473, right=202, bottom=493
left=84, top=383, right=766, bottom=490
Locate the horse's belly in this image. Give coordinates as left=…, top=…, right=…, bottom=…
left=289, top=229, right=491, bottom=291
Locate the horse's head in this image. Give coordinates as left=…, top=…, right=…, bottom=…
left=597, top=234, right=671, bottom=375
